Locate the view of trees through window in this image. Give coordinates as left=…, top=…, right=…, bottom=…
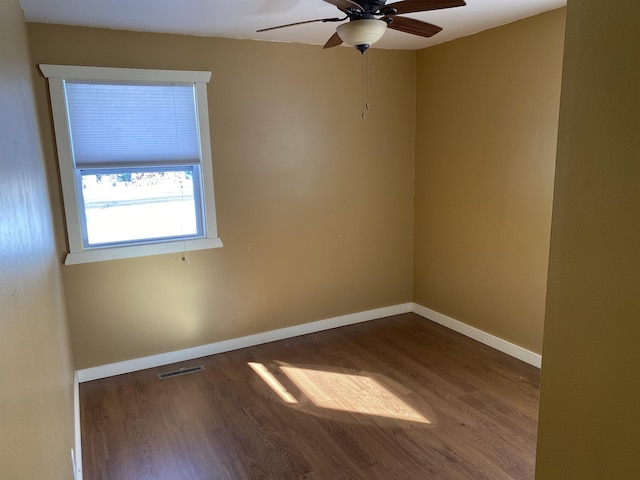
left=81, top=169, right=199, bottom=246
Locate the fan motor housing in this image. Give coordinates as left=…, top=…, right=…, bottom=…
left=356, top=0, right=387, bottom=13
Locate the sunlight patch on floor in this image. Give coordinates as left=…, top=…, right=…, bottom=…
left=248, top=362, right=430, bottom=424
left=248, top=362, right=298, bottom=404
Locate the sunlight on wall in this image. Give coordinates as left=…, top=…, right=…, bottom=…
left=249, top=362, right=430, bottom=424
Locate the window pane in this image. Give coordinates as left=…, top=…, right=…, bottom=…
left=81, top=169, right=200, bottom=246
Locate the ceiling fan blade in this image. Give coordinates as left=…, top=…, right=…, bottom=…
left=323, top=32, right=344, bottom=49
left=384, top=0, right=465, bottom=15
left=386, top=16, right=443, bottom=37
left=323, top=0, right=364, bottom=13
left=257, top=17, right=338, bottom=32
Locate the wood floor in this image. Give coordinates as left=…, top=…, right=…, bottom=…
left=80, top=313, right=540, bottom=480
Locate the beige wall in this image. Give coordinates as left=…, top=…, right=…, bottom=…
left=28, top=24, right=416, bottom=369
left=536, top=1, right=640, bottom=478
left=413, top=10, right=566, bottom=353
left=0, top=1, right=75, bottom=479
left=12, top=5, right=640, bottom=477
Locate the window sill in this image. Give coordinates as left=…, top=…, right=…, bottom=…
left=63, top=237, right=223, bottom=265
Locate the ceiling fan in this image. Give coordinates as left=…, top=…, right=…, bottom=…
left=258, top=0, right=467, bottom=53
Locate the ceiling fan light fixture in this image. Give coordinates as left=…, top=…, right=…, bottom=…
left=337, top=19, right=387, bottom=53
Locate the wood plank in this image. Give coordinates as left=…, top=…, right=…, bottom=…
left=81, top=313, right=539, bottom=479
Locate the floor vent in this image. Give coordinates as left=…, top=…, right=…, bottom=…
left=157, top=365, right=205, bottom=380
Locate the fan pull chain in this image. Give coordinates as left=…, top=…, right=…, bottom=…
left=361, top=51, right=370, bottom=119
left=180, top=183, right=190, bottom=264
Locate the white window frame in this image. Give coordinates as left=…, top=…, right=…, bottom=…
left=40, top=64, right=222, bottom=265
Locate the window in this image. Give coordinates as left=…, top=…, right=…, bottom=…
left=40, top=65, right=222, bottom=264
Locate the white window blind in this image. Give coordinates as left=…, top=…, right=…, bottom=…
left=64, top=82, right=200, bottom=168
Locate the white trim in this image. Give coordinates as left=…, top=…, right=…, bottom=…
left=411, top=303, right=542, bottom=368
left=194, top=81, right=219, bottom=240
left=77, top=303, right=413, bottom=382
left=73, top=371, right=83, bottom=480
left=64, top=237, right=223, bottom=265
left=39, top=64, right=211, bottom=83
left=47, top=75, right=85, bottom=254
left=76, top=302, right=541, bottom=382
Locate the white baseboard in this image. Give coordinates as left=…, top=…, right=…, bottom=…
left=77, top=303, right=413, bottom=383
left=72, top=301, right=538, bottom=479
left=76, top=301, right=540, bottom=383
left=411, top=303, right=542, bottom=368
left=73, top=371, right=83, bottom=480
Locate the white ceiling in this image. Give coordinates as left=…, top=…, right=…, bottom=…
left=19, top=0, right=566, bottom=50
